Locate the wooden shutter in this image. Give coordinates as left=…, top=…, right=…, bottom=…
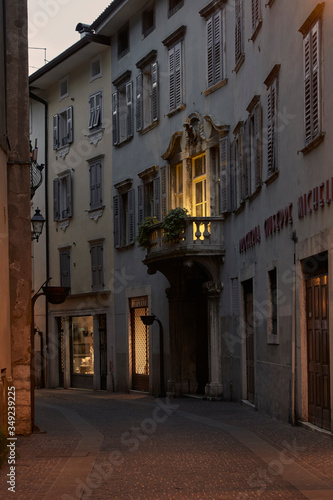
left=219, top=136, right=230, bottom=213
left=90, top=163, right=96, bottom=207
left=254, top=103, right=262, bottom=188
left=213, top=11, right=222, bottom=84
left=113, top=195, right=120, bottom=248
left=243, top=119, right=250, bottom=199
left=153, top=178, right=160, bottom=219
left=53, top=178, right=59, bottom=221
left=138, top=185, right=144, bottom=224
left=235, top=0, right=243, bottom=64
left=136, top=73, right=143, bottom=132
left=89, top=95, right=95, bottom=129
left=60, top=250, right=70, bottom=288
left=91, top=245, right=98, bottom=288
left=112, top=91, right=119, bottom=145
left=96, top=92, right=102, bottom=127
left=65, top=173, right=72, bottom=217
left=96, top=161, right=102, bottom=205
left=151, top=62, right=159, bottom=122
left=304, top=31, right=312, bottom=144
left=230, top=141, right=236, bottom=211
left=53, top=114, right=59, bottom=149
left=175, top=42, right=182, bottom=108
left=128, top=189, right=135, bottom=244
left=252, top=0, right=260, bottom=32
left=207, top=16, right=214, bottom=87
left=160, top=166, right=168, bottom=220
left=267, top=80, right=277, bottom=174
left=311, top=21, right=320, bottom=141
left=66, top=106, right=73, bottom=144
left=97, top=244, right=104, bottom=287
left=169, top=47, right=175, bottom=110
left=126, top=81, right=133, bottom=138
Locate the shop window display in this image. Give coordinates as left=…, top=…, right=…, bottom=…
left=71, top=316, right=94, bottom=374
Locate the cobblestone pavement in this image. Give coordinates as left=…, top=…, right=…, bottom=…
left=0, top=389, right=333, bottom=499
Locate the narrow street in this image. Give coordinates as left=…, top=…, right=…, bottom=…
left=1, top=389, right=333, bottom=499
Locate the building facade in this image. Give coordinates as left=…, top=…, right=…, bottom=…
left=0, top=0, right=32, bottom=435
left=29, top=33, right=115, bottom=392
left=30, top=0, right=333, bottom=432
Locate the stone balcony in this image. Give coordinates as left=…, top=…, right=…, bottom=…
left=143, top=216, right=225, bottom=273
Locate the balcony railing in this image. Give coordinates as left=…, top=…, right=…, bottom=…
left=146, top=216, right=224, bottom=256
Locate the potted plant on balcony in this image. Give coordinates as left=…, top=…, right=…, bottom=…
left=136, top=216, right=159, bottom=249
left=161, top=207, right=189, bottom=243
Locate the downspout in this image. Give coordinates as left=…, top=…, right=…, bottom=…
left=29, top=91, right=49, bottom=388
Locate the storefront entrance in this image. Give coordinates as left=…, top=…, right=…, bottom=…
left=306, top=274, right=331, bottom=430
left=71, top=316, right=94, bottom=389
left=130, top=297, right=149, bottom=392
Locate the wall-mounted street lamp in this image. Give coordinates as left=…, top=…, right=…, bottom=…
left=31, top=207, right=45, bottom=242
left=141, top=314, right=165, bottom=397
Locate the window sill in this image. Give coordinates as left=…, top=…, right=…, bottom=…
left=234, top=202, right=245, bottom=216
left=88, top=206, right=104, bottom=222
left=249, top=19, right=263, bottom=42
left=298, top=132, right=325, bottom=156
left=233, top=55, right=245, bottom=74
left=56, top=144, right=70, bottom=160
left=87, top=128, right=104, bottom=146
left=116, top=242, right=135, bottom=250
left=167, top=104, right=186, bottom=118
left=57, top=218, right=71, bottom=232
left=114, top=136, right=133, bottom=148
left=139, top=121, right=158, bottom=135
left=248, top=185, right=262, bottom=202
left=203, top=79, right=228, bottom=96
left=265, top=170, right=279, bottom=186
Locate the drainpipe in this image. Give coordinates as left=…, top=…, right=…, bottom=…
left=29, top=91, right=49, bottom=388
left=291, top=231, right=298, bottom=426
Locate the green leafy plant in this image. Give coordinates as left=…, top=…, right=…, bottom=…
left=136, top=216, right=159, bottom=249
left=161, top=207, right=189, bottom=243
left=0, top=427, right=8, bottom=467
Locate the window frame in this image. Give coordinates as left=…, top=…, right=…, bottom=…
left=112, top=72, right=134, bottom=146
left=192, top=154, right=207, bottom=217
left=234, top=0, right=244, bottom=72
left=168, top=0, right=184, bottom=18
left=53, top=171, right=72, bottom=222
left=59, top=75, right=69, bottom=101
left=113, top=188, right=135, bottom=248
left=136, top=54, right=159, bottom=133
left=251, top=0, right=262, bottom=41
left=142, top=2, right=155, bottom=38
left=90, top=55, right=102, bottom=82
left=117, top=23, right=130, bottom=60
left=53, top=106, right=73, bottom=150
left=162, top=26, right=186, bottom=117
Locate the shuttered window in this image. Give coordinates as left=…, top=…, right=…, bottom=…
left=88, top=91, right=102, bottom=130
left=113, top=190, right=135, bottom=248
left=304, top=19, right=321, bottom=147
left=90, top=241, right=104, bottom=290
left=235, top=0, right=244, bottom=65
left=136, top=62, right=159, bottom=132
left=206, top=10, right=223, bottom=88
left=168, top=42, right=183, bottom=111
left=112, top=81, right=133, bottom=145
left=59, top=250, right=71, bottom=288
left=89, top=159, right=103, bottom=209
left=267, top=79, right=278, bottom=175
left=251, top=0, right=262, bottom=36
left=53, top=172, right=72, bottom=221
left=53, top=106, right=73, bottom=150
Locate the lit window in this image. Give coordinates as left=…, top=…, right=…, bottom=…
left=192, top=155, right=207, bottom=217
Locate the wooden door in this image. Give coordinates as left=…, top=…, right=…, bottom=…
left=307, top=275, right=330, bottom=430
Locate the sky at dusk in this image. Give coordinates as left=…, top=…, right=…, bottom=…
left=28, top=0, right=111, bottom=74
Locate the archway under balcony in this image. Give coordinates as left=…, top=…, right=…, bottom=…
left=145, top=253, right=223, bottom=398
